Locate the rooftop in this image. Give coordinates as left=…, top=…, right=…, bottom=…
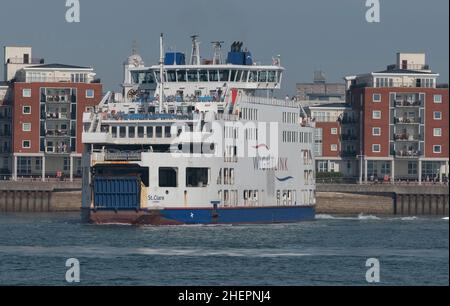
left=308, top=102, right=351, bottom=109
left=374, top=68, right=436, bottom=75
left=26, top=63, right=92, bottom=70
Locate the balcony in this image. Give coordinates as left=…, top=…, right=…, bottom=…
left=394, top=99, right=422, bottom=108
left=42, top=95, right=73, bottom=103
left=393, top=133, right=421, bottom=141
left=394, top=117, right=420, bottom=124
left=341, top=134, right=358, bottom=141
left=395, top=150, right=421, bottom=158
left=341, top=150, right=357, bottom=157
left=46, top=113, right=69, bottom=120
left=45, top=130, right=70, bottom=137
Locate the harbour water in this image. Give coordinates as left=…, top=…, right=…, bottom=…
left=0, top=213, right=448, bottom=285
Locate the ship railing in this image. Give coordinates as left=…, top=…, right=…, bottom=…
left=240, top=96, right=298, bottom=108
left=99, top=112, right=194, bottom=121
left=104, top=151, right=142, bottom=161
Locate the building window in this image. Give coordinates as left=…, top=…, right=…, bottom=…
left=372, top=127, right=381, bottom=136
left=372, top=111, right=381, bottom=119
left=381, top=162, right=390, bottom=176
left=373, top=94, right=381, bottom=102
left=317, top=161, right=328, bottom=172
left=330, top=128, right=338, bottom=135
left=433, top=111, right=442, bottom=120
left=22, top=140, right=31, bottom=149
left=22, top=89, right=31, bottom=98
left=22, top=106, right=31, bottom=114
left=86, top=89, right=95, bottom=98
left=372, top=144, right=381, bottom=153
left=433, top=128, right=442, bottom=137
left=22, top=123, right=31, bottom=132
left=433, top=95, right=442, bottom=103
left=158, top=167, right=178, bottom=187
left=408, top=162, right=417, bottom=175
left=330, top=144, right=338, bottom=151
left=433, top=145, right=442, bottom=154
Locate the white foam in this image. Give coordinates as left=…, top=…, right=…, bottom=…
left=442, top=217, right=449, bottom=221
left=315, top=214, right=336, bottom=220
left=357, top=213, right=380, bottom=220
left=400, top=216, right=418, bottom=221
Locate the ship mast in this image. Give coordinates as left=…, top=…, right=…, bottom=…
left=190, top=35, right=200, bottom=65
left=159, top=33, right=164, bottom=113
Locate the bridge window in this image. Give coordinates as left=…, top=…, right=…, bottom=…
left=187, top=70, right=198, bottom=82
left=230, top=70, right=237, bottom=82
left=186, top=167, right=209, bottom=187
left=167, top=70, right=176, bottom=82
left=241, top=70, right=248, bottom=82
left=208, top=70, right=218, bottom=82
left=249, top=70, right=257, bottom=82
left=199, top=70, right=208, bottom=82
left=219, top=70, right=230, bottom=82
left=176, top=70, right=186, bottom=82
left=159, top=167, right=178, bottom=187
left=258, top=71, right=268, bottom=82
left=268, top=71, right=276, bottom=82
left=235, top=70, right=243, bottom=82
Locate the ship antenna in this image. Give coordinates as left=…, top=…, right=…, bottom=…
left=211, top=41, right=224, bottom=65
left=159, top=33, right=165, bottom=113
left=190, top=35, right=200, bottom=65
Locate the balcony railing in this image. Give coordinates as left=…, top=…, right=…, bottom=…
left=341, top=135, right=358, bottom=141
left=394, top=117, right=420, bottom=124
left=45, top=130, right=70, bottom=137
left=394, top=100, right=422, bottom=107
left=341, top=150, right=357, bottom=157
left=393, top=133, right=422, bottom=141
left=0, top=131, right=11, bottom=137
left=395, top=150, right=421, bottom=158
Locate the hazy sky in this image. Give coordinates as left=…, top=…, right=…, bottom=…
left=0, top=0, right=448, bottom=95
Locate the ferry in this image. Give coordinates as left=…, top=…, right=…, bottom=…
left=81, top=35, right=316, bottom=225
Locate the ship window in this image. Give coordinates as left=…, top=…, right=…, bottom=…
left=128, top=126, right=135, bottom=138
left=176, top=70, right=186, bottom=82
left=187, top=70, right=198, bottom=82
left=219, top=70, right=230, bottom=82
left=186, top=167, right=209, bottom=187
left=235, top=70, right=242, bottom=82
left=137, top=126, right=144, bottom=138
left=146, top=126, right=153, bottom=138
left=164, top=126, right=171, bottom=138
left=167, top=70, right=176, bottom=82
left=230, top=70, right=237, bottom=82
left=258, top=71, right=268, bottom=82
left=199, top=70, right=208, bottom=82
left=248, top=70, right=257, bottom=82
left=111, top=126, right=117, bottom=138
left=268, top=71, right=276, bottom=82
left=119, top=126, right=126, bottom=138
left=159, top=167, right=178, bottom=187
left=208, top=70, right=218, bottom=82
left=155, top=126, right=162, bottom=138
left=241, top=70, right=247, bottom=82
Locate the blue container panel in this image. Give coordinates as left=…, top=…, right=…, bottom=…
left=227, top=52, right=245, bottom=65
left=93, top=177, right=140, bottom=210
left=164, top=52, right=185, bottom=65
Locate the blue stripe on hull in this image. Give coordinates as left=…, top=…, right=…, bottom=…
left=158, top=206, right=315, bottom=224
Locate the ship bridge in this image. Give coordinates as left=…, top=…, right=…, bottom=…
left=122, top=37, right=284, bottom=103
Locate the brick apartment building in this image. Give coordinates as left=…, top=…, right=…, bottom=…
left=310, top=52, right=449, bottom=183
left=2, top=46, right=103, bottom=180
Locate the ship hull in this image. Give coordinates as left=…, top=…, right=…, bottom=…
left=85, top=206, right=315, bottom=225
